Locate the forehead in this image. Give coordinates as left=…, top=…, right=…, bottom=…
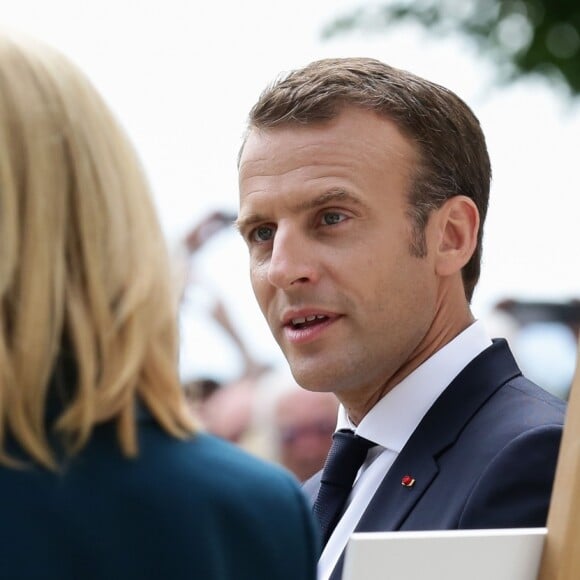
left=240, top=107, right=414, bottom=168
left=238, top=108, right=417, bottom=201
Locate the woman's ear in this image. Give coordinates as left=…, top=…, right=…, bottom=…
left=433, top=195, right=480, bottom=277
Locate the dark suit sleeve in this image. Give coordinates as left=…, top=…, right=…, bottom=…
left=458, top=424, right=562, bottom=528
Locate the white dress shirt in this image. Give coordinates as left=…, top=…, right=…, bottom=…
left=318, top=320, right=492, bottom=580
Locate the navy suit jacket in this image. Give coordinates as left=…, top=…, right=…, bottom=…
left=304, top=340, right=566, bottom=579
left=0, top=412, right=319, bottom=580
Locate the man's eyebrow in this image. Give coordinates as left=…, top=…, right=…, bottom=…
left=298, top=188, right=364, bottom=211
left=235, top=213, right=268, bottom=233
left=236, top=189, right=364, bottom=233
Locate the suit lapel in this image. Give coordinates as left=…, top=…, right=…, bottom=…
left=356, top=448, right=438, bottom=531
left=355, top=339, right=522, bottom=532
left=328, top=451, right=440, bottom=580
left=313, top=340, right=522, bottom=580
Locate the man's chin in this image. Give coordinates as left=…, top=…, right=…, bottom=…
left=286, top=361, right=338, bottom=393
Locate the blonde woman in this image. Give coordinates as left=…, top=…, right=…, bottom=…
left=0, top=33, right=317, bottom=580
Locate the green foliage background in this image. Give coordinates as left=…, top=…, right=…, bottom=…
left=324, top=0, right=580, bottom=96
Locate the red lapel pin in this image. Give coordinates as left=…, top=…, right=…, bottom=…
left=401, top=475, right=416, bottom=487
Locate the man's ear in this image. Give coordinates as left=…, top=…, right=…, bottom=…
left=433, top=195, right=479, bottom=277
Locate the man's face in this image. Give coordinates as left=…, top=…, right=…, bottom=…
left=238, top=108, right=441, bottom=410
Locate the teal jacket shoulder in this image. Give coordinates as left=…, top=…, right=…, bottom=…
left=0, top=418, right=319, bottom=580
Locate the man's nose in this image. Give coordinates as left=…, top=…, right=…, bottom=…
left=267, top=228, right=317, bottom=289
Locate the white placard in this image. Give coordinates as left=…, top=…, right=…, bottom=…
left=343, top=528, right=546, bottom=580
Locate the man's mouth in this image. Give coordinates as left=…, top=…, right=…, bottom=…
left=289, top=314, right=329, bottom=330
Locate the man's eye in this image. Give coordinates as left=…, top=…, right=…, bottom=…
left=251, top=225, right=275, bottom=242
left=321, top=212, right=346, bottom=226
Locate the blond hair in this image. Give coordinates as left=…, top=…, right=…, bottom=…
left=0, top=32, right=195, bottom=469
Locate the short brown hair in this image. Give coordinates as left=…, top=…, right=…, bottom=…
left=244, top=57, right=491, bottom=301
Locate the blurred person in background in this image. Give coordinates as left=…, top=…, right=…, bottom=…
left=489, top=299, right=580, bottom=400
left=199, top=376, right=258, bottom=447
left=270, top=380, right=338, bottom=482
left=0, top=31, right=317, bottom=580
left=201, top=370, right=337, bottom=482
left=181, top=376, right=221, bottom=417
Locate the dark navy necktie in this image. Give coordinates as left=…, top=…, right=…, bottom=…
left=312, top=429, right=376, bottom=546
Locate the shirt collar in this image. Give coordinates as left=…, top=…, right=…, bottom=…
left=336, top=320, right=492, bottom=452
